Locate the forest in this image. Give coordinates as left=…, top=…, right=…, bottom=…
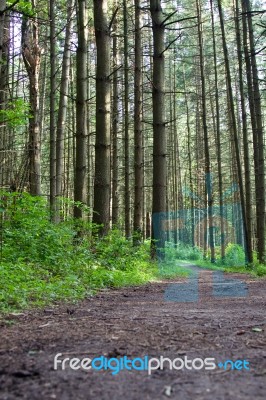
left=0, top=0, right=265, bottom=397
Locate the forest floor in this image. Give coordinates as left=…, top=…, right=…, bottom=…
left=0, top=264, right=265, bottom=400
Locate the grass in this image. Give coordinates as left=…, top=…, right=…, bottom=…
left=175, top=259, right=266, bottom=277
left=0, top=192, right=265, bottom=315
left=0, top=259, right=158, bottom=314
left=0, top=258, right=191, bottom=315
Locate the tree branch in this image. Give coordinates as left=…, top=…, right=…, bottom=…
left=160, top=35, right=181, bottom=56
left=109, top=7, right=119, bottom=31
left=0, top=0, right=20, bottom=16
left=161, top=9, right=178, bottom=26
left=164, top=15, right=197, bottom=27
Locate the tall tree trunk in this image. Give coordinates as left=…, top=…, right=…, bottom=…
left=150, top=0, right=167, bottom=257
left=0, top=0, right=8, bottom=187
left=50, top=0, right=56, bottom=218
left=235, top=0, right=253, bottom=262
left=217, top=0, right=250, bottom=263
left=21, top=0, right=41, bottom=196
left=243, top=0, right=265, bottom=263
left=197, top=0, right=215, bottom=262
left=133, top=0, right=143, bottom=242
left=56, top=0, right=74, bottom=221
left=123, top=0, right=130, bottom=237
left=0, top=1, right=6, bottom=61
left=93, top=0, right=111, bottom=235
left=74, top=0, right=88, bottom=219
left=210, top=0, right=225, bottom=259
left=111, top=4, right=119, bottom=227
left=183, top=69, right=194, bottom=247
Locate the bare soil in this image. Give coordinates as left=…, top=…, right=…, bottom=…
left=0, top=268, right=265, bottom=400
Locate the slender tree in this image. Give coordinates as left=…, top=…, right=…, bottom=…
left=0, top=0, right=8, bottom=187
left=150, top=0, right=167, bottom=257
left=49, top=0, right=56, bottom=218
left=123, top=0, right=130, bottom=237
left=56, top=0, right=74, bottom=221
left=74, top=0, right=88, bottom=219
left=197, top=0, right=215, bottom=262
left=21, top=0, right=42, bottom=196
left=235, top=0, right=252, bottom=262
left=93, top=0, right=111, bottom=235
left=111, top=3, right=119, bottom=227
left=217, top=0, right=250, bottom=263
left=210, top=0, right=225, bottom=259
left=133, top=0, right=143, bottom=242
left=243, top=0, right=265, bottom=263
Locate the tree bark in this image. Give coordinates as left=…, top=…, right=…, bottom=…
left=210, top=0, right=225, bottom=259
left=133, top=0, right=143, bottom=243
left=235, top=0, right=253, bottom=262
left=74, top=0, right=88, bottom=219
left=56, top=0, right=74, bottom=220
left=93, top=0, right=111, bottom=235
left=111, top=4, right=119, bottom=227
left=197, top=0, right=215, bottom=262
left=243, top=0, right=265, bottom=263
left=50, top=0, right=56, bottom=218
left=21, top=0, right=41, bottom=196
left=150, top=0, right=167, bottom=257
left=217, top=0, right=250, bottom=263
left=123, top=0, right=130, bottom=238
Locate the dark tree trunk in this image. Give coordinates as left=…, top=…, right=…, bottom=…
left=150, top=0, right=167, bottom=258
left=21, top=0, right=41, bottom=196
left=93, top=0, right=111, bottom=235
left=133, top=0, right=144, bottom=243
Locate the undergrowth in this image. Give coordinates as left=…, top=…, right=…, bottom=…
left=0, top=192, right=180, bottom=314
left=160, top=241, right=266, bottom=277
left=0, top=193, right=265, bottom=314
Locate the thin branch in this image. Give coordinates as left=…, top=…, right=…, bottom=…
left=164, top=15, right=197, bottom=27
left=161, top=9, right=178, bottom=26
left=240, top=10, right=266, bottom=15
left=160, top=35, right=181, bottom=56
left=165, top=23, right=199, bottom=31
left=0, top=0, right=20, bottom=16
left=107, top=64, right=123, bottom=78
left=253, top=45, right=266, bottom=55
left=109, top=6, right=119, bottom=31
left=165, top=118, right=177, bottom=125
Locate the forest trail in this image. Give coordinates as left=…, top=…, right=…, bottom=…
left=0, top=267, right=265, bottom=400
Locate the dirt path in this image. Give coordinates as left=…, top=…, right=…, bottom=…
left=0, top=267, right=265, bottom=400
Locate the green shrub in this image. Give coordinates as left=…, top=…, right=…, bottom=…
left=0, top=193, right=164, bottom=313
left=163, top=242, right=203, bottom=262
left=224, top=243, right=246, bottom=266
left=256, top=264, right=266, bottom=277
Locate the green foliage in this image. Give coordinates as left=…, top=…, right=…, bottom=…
left=0, top=98, right=31, bottom=128
left=2, top=193, right=74, bottom=273
left=153, top=242, right=201, bottom=278
left=1, top=193, right=264, bottom=314
left=0, top=192, right=173, bottom=314
left=163, top=242, right=203, bottom=262
left=7, top=0, right=35, bottom=16
left=255, top=264, right=266, bottom=277
left=223, top=243, right=246, bottom=266
left=162, top=241, right=265, bottom=276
